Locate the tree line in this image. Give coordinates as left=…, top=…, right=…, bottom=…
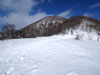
left=0, top=23, right=17, bottom=40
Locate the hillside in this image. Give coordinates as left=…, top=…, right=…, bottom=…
left=15, top=16, right=67, bottom=38
left=59, top=16, right=100, bottom=33
left=0, top=34, right=100, bottom=75
left=14, top=16, right=100, bottom=38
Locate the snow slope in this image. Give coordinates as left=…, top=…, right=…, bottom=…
left=0, top=34, right=100, bottom=75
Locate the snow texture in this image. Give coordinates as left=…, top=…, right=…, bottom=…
left=0, top=34, right=100, bottom=75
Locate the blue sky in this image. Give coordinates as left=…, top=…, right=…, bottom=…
left=0, top=0, right=100, bottom=30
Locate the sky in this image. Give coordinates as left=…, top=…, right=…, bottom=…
left=0, top=0, right=100, bottom=31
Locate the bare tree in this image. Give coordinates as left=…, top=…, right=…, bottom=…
left=2, top=23, right=15, bottom=39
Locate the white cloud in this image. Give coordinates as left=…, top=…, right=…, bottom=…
left=0, top=0, right=48, bottom=29
left=90, top=3, right=100, bottom=8
left=58, top=4, right=80, bottom=18
left=1, top=12, right=48, bottom=29
left=58, top=9, right=72, bottom=18
left=0, top=0, right=38, bottom=14
left=83, top=13, right=94, bottom=17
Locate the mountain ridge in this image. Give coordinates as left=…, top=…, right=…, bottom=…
left=1, top=16, right=100, bottom=39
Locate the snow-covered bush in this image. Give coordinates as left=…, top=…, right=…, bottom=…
left=87, top=33, right=93, bottom=40
left=97, top=31, right=100, bottom=42
left=97, top=37, right=100, bottom=42
left=75, top=30, right=84, bottom=40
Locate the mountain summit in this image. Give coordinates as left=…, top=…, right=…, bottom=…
left=16, top=16, right=67, bottom=38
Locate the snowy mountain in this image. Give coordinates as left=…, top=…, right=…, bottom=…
left=0, top=34, right=100, bottom=75
left=0, top=16, right=100, bottom=75
left=3, top=16, right=98, bottom=39
left=15, top=16, right=66, bottom=38
left=60, top=16, right=100, bottom=33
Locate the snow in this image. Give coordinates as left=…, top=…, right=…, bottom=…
left=35, top=17, right=65, bottom=28
left=0, top=34, right=100, bottom=75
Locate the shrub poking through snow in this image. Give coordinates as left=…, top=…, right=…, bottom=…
left=97, top=32, right=100, bottom=42
left=75, top=30, right=84, bottom=40
left=97, top=37, right=100, bottom=42
left=88, top=33, right=93, bottom=40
